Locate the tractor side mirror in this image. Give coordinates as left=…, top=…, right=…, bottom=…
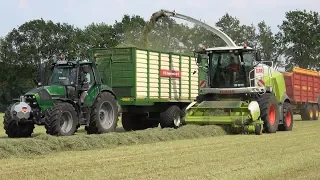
left=255, top=51, right=262, bottom=61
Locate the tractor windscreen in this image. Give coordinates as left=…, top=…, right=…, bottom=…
left=209, top=52, right=254, bottom=88
left=49, top=66, right=77, bottom=86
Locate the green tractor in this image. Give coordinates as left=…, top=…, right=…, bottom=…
left=3, top=55, right=120, bottom=137
left=181, top=45, right=293, bottom=135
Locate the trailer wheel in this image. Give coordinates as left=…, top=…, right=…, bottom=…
left=301, top=104, right=313, bottom=120
left=312, top=104, right=319, bottom=120
left=121, top=113, right=150, bottom=131
left=257, top=93, right=280, bottom=133
left=86, top=92, right=119, bottom=134
left=3, top=106, right=35, bottom=138
left=160, top=105, right=182, bottom=128
left=44, top=103, right=78, bottom=136
left=278, top=102, right=293, bottom=131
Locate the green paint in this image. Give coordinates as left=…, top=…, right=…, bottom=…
left=90, top=47, right=197, bottom=106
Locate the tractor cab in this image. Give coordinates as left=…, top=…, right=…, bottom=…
left=195, top=45, right=268, bottom=95
left=49, top=57, right=97, bottom=102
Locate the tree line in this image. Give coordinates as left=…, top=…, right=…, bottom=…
left=0, top=9, right=319, bottom=110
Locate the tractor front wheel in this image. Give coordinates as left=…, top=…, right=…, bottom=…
left=3, top=106, right=35, bottom=138
left=257, top=93, right=280, bottom=133
left=86, top=92, right=119, bottom=134
left=44, top=103, right=78, bottom=136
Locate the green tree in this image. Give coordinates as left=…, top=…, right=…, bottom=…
left=256, top=21, right=278, bottom=62
left=278, top=10, right=320, bottom=70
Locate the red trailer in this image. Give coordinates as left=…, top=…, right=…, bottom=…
left=283, top=67, right=320, bottom=120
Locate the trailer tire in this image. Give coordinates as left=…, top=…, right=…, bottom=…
left=257, top=93, right=280, bottom=133
left=301, top=104, right=313, bottom=120
left=86, top=92, right=119, bottom=134
left=44, top=103, right=78, bottom=136
left=3, top=106, right=35, bottom=138
left=312, top=104, right=319, bottom=120
left=278, top=102, right=293, bottom=131
left=160, top=105, right=182, bottom=128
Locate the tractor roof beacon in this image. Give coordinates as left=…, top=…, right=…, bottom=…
left=3, top=54, right=120, bottom=138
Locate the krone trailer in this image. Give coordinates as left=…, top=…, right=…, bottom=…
left=89, top=47, right=199, bottom=131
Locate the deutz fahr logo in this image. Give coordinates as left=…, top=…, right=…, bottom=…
left=220, top=90, right=235, bottom=94
left=160, top=69, right=181, bottom=78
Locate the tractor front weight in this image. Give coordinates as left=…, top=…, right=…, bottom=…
left=184, top=100, right=264, bottom=135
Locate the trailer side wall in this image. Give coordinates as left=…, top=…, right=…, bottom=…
left=283, top=68, right=320, bottom=103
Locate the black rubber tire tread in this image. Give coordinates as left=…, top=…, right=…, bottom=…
left=86, top=92, right=119, bottom=134
left=44, top=103, right=78, bottom=136
left=301, top=104, right=313, bottom=120
left=257, top=93, right=280, bottom=133
left=278, top=102, right=293, bottom=131
left=312, top=104, right=319, bottom=120
left=3, top=105, right=35, bottom=138
left=160, top=105, right=181, bottom=128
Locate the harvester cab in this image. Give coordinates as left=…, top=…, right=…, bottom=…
left=3, top=54, right=120, bottom=138
left=183, top=45, right=293, bottom=135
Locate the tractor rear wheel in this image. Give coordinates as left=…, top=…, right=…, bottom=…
left=86, top=92, right=118, bottom=134
left=312, top=104, right=319, bottom=120
left=160, top=105, right=182, bottom=128
left=278, top=102, right=293, bottom=131
left=44, top=103, right=78, bottom=136
left=257, top=93, right=280, bottom=133
left=3, top=105, right=35, bottom=138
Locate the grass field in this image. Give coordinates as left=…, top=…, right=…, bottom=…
left=1, top=113, right=320, bottom=179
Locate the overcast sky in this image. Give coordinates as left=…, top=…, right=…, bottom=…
left=0, top=0, right=319, bottom=37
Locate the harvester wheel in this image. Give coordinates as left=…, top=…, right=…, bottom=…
left=3, top=106, right=35, bottom=138
left=160, top=105, right=182, bottom=128
left=278, top=102, right=293, bottom=131
left=257, top=93, right=280, bottom=133
left=312, top=104, right=319, bottom=120
left=44, top=103, right=78, bottom=136
left=86, top=92, right=119, bottom=134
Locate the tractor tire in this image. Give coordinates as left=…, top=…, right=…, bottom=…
left=300, top=104, right=313, bottom=120
left=160, top=105, right=182, bottom=128
left=3, top=106, right=35, bottom=138
left=44, top=103, right=78, bottom=136
left=278, top=102, right=293, bottom=131
left=86, top=92, right=119, bottom=134
left=312, top=104, right=319, bottom=120
left=257, top=93, right=280, bottom=133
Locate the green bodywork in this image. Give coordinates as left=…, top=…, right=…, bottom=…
left=88, top=47, right=197, bottom=106
left=22, top=60, right=112, bottom=113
